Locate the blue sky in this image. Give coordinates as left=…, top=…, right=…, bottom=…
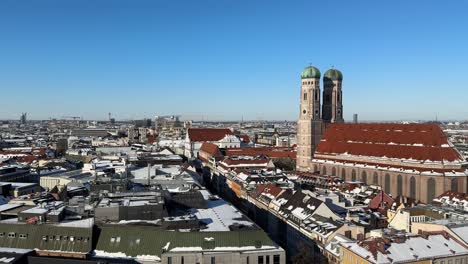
left=1, top=0, right=467, bottom=121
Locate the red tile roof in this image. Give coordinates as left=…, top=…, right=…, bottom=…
left=225, top=147, right=296, bottom=159
left=239, top=135, right=251, bottom=143
left=221, top=158, right=269, bottom=166
left=369, top=191, right=394, bottom=210
left=199, top=143, right=222, bottom=157
left=436, top=190, right=468, bottom=201
left=258, top=184, right=284, bottom=198
left=187, top=128, right=233, bottom=142
left=317, top=123, right=463, bottom=162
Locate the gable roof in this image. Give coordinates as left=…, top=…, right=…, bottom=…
left=317, top=123, right=463, bottom=162
left=187, top=128, right=233, bottom=142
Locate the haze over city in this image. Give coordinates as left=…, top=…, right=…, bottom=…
left=1, top=0, right=467, bottom=121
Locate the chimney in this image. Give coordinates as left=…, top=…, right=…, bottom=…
left=357, top=233, right=365, bottom=241
left=377, top=241, right=386, bottom=253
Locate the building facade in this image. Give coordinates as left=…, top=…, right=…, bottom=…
left=295, top=65, right=468, bottom=203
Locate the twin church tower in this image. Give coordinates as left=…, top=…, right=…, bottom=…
left=296, top=66, right=344, bottom=171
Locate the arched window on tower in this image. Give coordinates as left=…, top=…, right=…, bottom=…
left=427, top=178, right=436, bottom=202
left=322, top=166, right=327, bottom=175
left=397, top=175, right=403, bottom=196
left=337, top=93, right=340, bottom=102
left=451, top=178, right=459, bottom=192
left=373, top=172, right=379, bottom=185
left=303, top=93, right=307, bottom=101
left=332, top=167, right=337, bottom=177
left=315, top=90, right=318, bottom=101
left=384, top=174, right=391, bottom=194
left=361, top=171, right=367, bottom=183
left=410, top=177, right=416, bottom=199
left=341, top=169, right=346, bottom=181
left=351, top=170, right=356, bottom=181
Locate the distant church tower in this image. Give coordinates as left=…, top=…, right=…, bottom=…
left=322, top=68, right=344, bottom=123
left=296, top=66, right=324, bottom=172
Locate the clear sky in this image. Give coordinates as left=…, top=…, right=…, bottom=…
left=1, top=0, right=467, bottom=121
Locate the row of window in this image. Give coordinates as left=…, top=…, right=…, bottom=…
left=303, top=91, right=342, bottom=106
left=166, top=254, right=281, bottom=264
left=319, top=165, right=462, bottom=201
left=0, top=232, right=27, bottom=239
left=434, top=257, right=468, bottom=264
left=0, top=232, right=89, bottom=243
left=110, top=236, right=141, bottom=245
left=42, top=235, right=89, bottom=242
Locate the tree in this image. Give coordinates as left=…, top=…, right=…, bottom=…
left=273, top=157, right=296, bottom=171
left=292, top=242, right=314, bottom=264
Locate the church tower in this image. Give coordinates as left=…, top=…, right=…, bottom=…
left=296, top=66, right=324, bottom=172
left=322, top=68, right=344, bottom=123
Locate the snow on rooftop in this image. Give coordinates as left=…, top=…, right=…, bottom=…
left=56, top=218, right=94, bottom=228
left=190, top=192, right=253, bottom=232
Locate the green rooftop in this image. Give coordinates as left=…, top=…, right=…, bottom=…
left=95, top=225, right=277, bottom=258
left=323, top=68, right=343, bottom=81
left=301, top=66, right=321, bottom=79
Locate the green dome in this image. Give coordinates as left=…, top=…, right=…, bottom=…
left=301, top=66, right=321, bottom=79
left=323, top=68, right=343, bottom=81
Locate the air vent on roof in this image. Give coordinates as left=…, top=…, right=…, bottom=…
left=255, top=240, right=262, bottom=249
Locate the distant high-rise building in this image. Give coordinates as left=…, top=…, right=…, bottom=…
left=20, top=112, right=27, bottom=124
left=353, top=114, right=358, bottom=123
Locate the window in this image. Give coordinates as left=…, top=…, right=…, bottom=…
left=266, top=255, right=270, bottom=264
left=303, top=93, right=307, bottom=100
left=211, top=256, right=216, bottom=264
left=258, top=256, right=264, bottom=264
left=181, top=256, right=184, bottom=264
left=8, top=233, right=16, bottom=238
left=19, top=234, right=27, bottom=239
left=397, top=175, right=403, bottom=196
left=315, top=90, right=318, bottom=101
left=247, top=256, right=250, bottom=264
left=273, top=255, right=280, bottom=264
left=167, top=257, right=172, bottom=264
left=385, top=174, right=391, bottom=194
left=427, top=178, right=436, bottom=202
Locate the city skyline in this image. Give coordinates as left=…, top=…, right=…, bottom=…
left=1, top=0, right=467, bottom=121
